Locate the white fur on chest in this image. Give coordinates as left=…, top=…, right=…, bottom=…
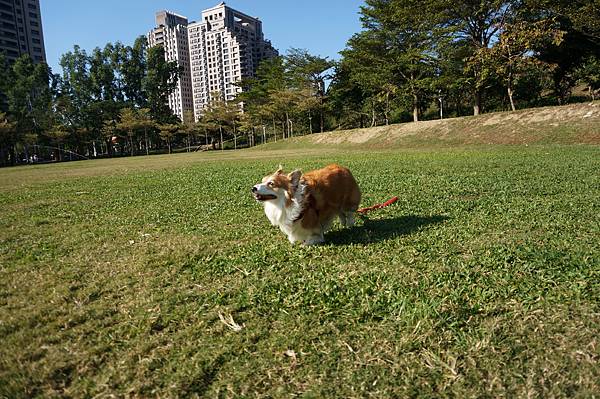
left=264, top=199, right=286, bottom=227
left=262, top=184, right=320, bottom=244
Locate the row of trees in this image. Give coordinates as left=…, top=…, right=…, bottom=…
left=185, top=0, right=600, bottom=138
left=2, top=0, right=599, bottom=166
left=327, top=0, right=600, bottom=127
left=0, top=37, right=183, bottom=166
left=1, top=41, right=338, bottom=166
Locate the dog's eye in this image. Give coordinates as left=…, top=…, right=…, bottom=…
left=267, top=181, right=274, bottom=187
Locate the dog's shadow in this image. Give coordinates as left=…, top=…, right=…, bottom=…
left=326, top=214, right=449, bottom=245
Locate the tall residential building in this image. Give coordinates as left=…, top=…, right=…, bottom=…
left=147, top=10, right=194, bottom=122
left=188, top=2, right=278, bottom=119
left=0, top=0, right=46, bottom=63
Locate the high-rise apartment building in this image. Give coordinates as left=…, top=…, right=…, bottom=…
left=148, top=11, right=194, bottom=122
left=0, top=0, right=46, bottom=63
left=188, top=2, right=278, bottom=119
left=148, top=3, right=278, bottom=121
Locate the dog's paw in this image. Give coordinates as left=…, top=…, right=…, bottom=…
left=303, top=236, right=324, bottom=246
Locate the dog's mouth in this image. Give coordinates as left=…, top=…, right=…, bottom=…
left=253, top=193, right=277, bottom=202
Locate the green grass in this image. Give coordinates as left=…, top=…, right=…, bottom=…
left=1, top=145, right=599, bottom=397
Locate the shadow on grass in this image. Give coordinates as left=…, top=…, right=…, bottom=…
left=326, top=214, right=449, bottom=245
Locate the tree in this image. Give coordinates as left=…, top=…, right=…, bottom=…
left=137, top=108, right=155, bottom=155
left=341, top=30, right=388, bottom=126
left=575, top=56, right=600, bottom=100
left=268, top=87, right=301, bottom=138
left=116, top=107, right=140, bottom=156
left=438, top=0, right=521, bottom=114
left=524, top=0, right=600, bottom=103
left=295, top=86, right=321, bottom=133
left=0, top=53, right=8, bottom=113
left=468, top=20, right=564, bottom=111
left=0, top=55, right=54, bottom=165
left=286, top=48, right=335, bottom=132
left=144, top=45, right=180, bottom=124
left=43, top=124, right=70, bottom=161
left=121, top=36, right=148, bottom=107
left=237, top=56, right=288, bottom=140
left=328, top=62, right=370, bottom=129
left=60, top=46, right=112, bottom=156
left=0, top=112, right=16, bottom=165
left=157, top=123, right=179, bottom=154
left=101, top=119, right=117, bottom=157
left=364, top=0, right=442, bottom=121
left=181, top=110, right=199, bottom=151
left=89, top=44, right=119, bottom=102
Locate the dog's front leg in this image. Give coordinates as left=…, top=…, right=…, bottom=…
left=286, top=230, right=302, bottom=245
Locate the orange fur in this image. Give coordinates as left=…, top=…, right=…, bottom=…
left=299, top=164, right=361, bottom=230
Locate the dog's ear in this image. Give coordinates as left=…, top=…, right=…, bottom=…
left=276, top=165, right=284, bottom=175
left=288, top=170, right=302, bottom=187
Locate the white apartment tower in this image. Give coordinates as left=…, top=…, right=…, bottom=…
left=147, top=11, right=194, bottom=122
left=187, top=3, right=278, bottom=119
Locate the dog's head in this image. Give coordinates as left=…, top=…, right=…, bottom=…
left=252, top=166, right=302, bottom=203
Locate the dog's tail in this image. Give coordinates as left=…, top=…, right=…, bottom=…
left=356, top=196, right=399, bottom=214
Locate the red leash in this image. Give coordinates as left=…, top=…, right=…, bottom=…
left=357, top=196, right=399, bottom=214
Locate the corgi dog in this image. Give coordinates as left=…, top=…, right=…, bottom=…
left=252, top=164, right=361, bottom=245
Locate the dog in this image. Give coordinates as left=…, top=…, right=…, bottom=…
left=252, top=164, right=361, bottom=245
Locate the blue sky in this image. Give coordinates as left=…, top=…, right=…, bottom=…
left=40, top=0, right=365, bottom=74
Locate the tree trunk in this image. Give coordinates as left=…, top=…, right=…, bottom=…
left=308, top=110, right=313, bottom=134
left=219, top=125, right=224, bottom=151
left=285, top=111, right=291, bottom=137
left=9, top=144, right=16, bottom=166
left=320, top=96, right=324, bottom=133
left=144, top=128, right=149, bottom=155
left=233, top=125, right=237, bottom=150
left=106, top=139, right=113, bottom=157
left=1, top=146, right=7, bottom=167
left=272, top=118, right=277, bottom=142
left=473, top=89, right=482, bottom=115
left=263, top=125, right=266, bottom=144
left=413, top=94, right=419, bottom=122
left=385, top=92, right=390, bottom=126
left=507, top=86, right=516, bottom=112
left=371, top=99, right=376, bottom=127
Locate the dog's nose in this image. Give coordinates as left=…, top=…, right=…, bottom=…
left=251, top=186, right=257, bottom=193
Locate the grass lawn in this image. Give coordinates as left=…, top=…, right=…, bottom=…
left=1, top=145, right=599, bottom=397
